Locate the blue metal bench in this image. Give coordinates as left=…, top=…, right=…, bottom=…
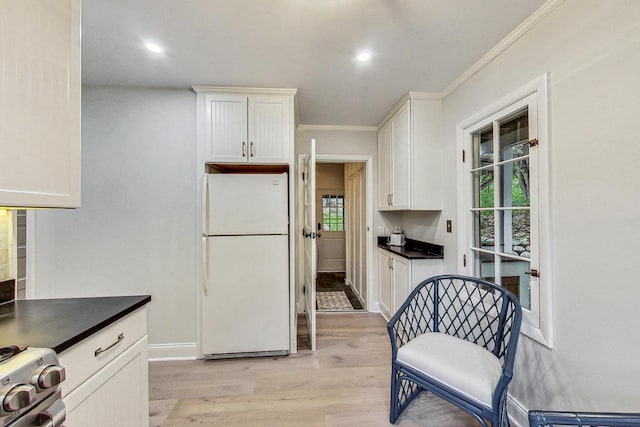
left=387, top=275, right=522, bottom=426
left=529, top=410, right=640, bottom=426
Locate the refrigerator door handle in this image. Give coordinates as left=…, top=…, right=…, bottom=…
left=202, top=237, right=209, bottom=296
left=202, top=173, right=209, bottom=235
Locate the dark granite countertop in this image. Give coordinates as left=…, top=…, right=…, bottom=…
left=0, top=295, right=151, bottom=354
left=378, top=237, right=444, bottom=260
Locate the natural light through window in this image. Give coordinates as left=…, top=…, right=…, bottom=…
left=322, top=195, right=344, bottom=232
left=458, top=75, right=552, bottom=347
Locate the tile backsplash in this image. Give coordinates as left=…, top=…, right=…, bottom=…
left=0, top=279, right=15, bottom=304
left=0, top=210, right=10, bottom=280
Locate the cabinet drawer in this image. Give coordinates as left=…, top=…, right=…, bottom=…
left=59, top=308, right=147, bottom=396
left=64, top=336, right=149, bottom=427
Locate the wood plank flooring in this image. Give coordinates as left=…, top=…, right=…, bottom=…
left=149, top=312, right=478, bottom=426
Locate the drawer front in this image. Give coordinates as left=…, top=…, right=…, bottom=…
left=59, top=307, right=147, bottom=396
left=64, top=336, right=149, bottom=427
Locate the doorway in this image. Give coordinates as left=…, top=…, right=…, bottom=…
left=296, top=154, right=373, bottom=353
left=297, top=155, right=372, bottom=350
left=315, top=163, right=365, bottom=312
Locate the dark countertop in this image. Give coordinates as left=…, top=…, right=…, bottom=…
left=378, top=236, right=444, bottom=260
left=0, top=295, right=151, bottom=354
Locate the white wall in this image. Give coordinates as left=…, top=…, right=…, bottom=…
left=441, top=0, right=640, bottom=418
left=32, top=86, right=197, bottom=347
left=316, top=163, right=345, bottom=191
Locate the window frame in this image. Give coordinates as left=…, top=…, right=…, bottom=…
left=456, top=74, right=553, bottom=347
left=321, top=194, right=345, bottom=232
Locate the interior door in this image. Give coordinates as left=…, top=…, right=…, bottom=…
left=302, top=139, right=317, bottom=351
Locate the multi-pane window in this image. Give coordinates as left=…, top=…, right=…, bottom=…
left=322, top=195, right=344, bottom=231
left=470, top=107, right=534, bottom=310
left=460, top=76, right=550, bottom=346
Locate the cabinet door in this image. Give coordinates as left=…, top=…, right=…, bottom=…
left=378, top=251, right=392, bottom=316
left=377, top=121, right=392, bottom=210
left=390, top=100, right=410, bottom=210
left=248, top=96, right=290, bottom=164
left=392, top=256, right=410, bottom=313
left=205, top=94, right=248, bottom=163
left=0, top=0, right=81, bottom=207
left=64, top=336, right=149, bottom=427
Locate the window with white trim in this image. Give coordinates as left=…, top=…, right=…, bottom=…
left=322, top=194, right=344, bottom=232
left=459, top=76, right=552, bottom=347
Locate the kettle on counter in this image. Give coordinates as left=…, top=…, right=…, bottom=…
left=387, top=226, right=405, bottom=246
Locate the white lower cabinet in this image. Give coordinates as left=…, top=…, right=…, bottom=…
left=60, top=308, right=149, bottom=427
left=378, top=250, right=393, bottom=315
left=378, top=248, right=444, bottom=319
left=392, top=256, right=410, bottom=315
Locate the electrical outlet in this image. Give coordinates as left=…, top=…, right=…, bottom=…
left=446, top=220, right=452, bottom=233
left=378, top=226, right=386, bottom=235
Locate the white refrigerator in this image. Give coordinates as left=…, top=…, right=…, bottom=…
left=202, top=173, right=289, bottom=358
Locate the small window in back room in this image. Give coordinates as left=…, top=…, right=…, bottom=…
left=322, top=195, right=344, bottom=231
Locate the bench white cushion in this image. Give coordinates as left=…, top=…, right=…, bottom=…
left=396, top=332, right=502, bottom=407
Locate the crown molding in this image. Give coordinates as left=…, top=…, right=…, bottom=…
left=408, top=92, right=441, bottom=100
left=192, top=86, right=297, bottom=96
left=297, top=124, right=378, bottom=132
left=440, top=0, right=565, bottom=98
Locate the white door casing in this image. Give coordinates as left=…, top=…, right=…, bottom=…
left=302, top=139, right=317, bottom=351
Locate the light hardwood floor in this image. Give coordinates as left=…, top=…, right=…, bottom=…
left=149, top=312, right=478, bottom=426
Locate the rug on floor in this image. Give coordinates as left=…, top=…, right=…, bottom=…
left=317, top=291, right=353, bottom=311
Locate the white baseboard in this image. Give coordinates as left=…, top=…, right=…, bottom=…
left=148, top=342, right=198, bottom=361
left=370, top=302, right=392, bottom=321
left=507, top=394, right=529, bottom=427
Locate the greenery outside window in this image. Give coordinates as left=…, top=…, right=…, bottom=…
left=458, top=75, right=552, bottom=347
left=322, top=195, right=344, bottom=232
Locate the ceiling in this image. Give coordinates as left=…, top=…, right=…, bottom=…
left=81, top=0, right=546, bottom=126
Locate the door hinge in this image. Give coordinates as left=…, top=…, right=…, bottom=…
left=463, top=254, right=467, bottom=267
left=302, top=172, right=306, bottom=181
left=529, top=138, right=539, bottom=148
left=303, top=285, right=306, bottom=294
left=462, top=149, right=466, bottom=162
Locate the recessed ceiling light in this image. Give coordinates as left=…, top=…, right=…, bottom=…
left=145, top=42, right=163, bottom=54
left=356, top=51, right=372, bottom=62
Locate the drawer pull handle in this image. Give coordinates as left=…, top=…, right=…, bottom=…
left=94, top=333, right=125, bottom=357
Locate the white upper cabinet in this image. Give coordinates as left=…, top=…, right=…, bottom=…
left=377, top=94, right=443, bottom=211
left=206, top=94, right=248, bottom=163
left=0, top=0, right=81, bottom=208
left=196, top=88, right=296, bottom=165
left=249, top=96, right=291, bottom=163
left=377, top=121, right=392, bottom=209
left=390, top=101, right=410, bottom=210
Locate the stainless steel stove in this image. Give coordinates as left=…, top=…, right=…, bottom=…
left=0, top=346, right=66, bottom=427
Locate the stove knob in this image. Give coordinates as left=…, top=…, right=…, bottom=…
left=2, top=384, right=36, bottom=412
left=36, top=365, right=66, bottom=390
